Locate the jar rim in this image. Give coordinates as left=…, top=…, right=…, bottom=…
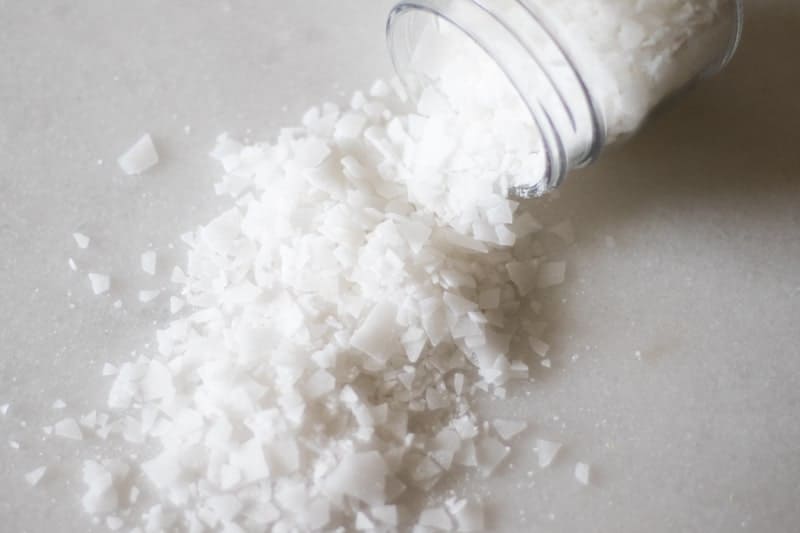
left=386, top=0, right=745, bottom=197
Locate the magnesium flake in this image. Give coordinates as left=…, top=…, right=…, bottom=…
left=61, top=75, right=578, bottom=530
left=118, top=134, right=160, bottom=176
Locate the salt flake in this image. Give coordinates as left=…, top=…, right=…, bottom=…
left=118, top=134, right=159, bottom=175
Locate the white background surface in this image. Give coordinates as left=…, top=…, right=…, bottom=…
left=1, top=1, right=799, bottom=532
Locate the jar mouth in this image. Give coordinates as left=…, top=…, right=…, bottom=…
left=386, top=0, right=605, bottom=197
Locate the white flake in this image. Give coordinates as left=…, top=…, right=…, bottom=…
left=493, top=419, right=528, bottom=441
left=25, top=466, right=47, bottom=486
left=355, top=512, right=376, bottom=530
left=350, top=302, right=398, bottom=362
left=448, top=498, right=484, bottom=532
left=535, top=439, right=562, bottom=468
left=324, top=452, right=387, bottom=505
left=169, top=297, right=185, bottom=314
left=58, top=69, right=594, bottom=529
left=529, top=338, right=550, bottom=357
left=419, top=507, right=452, bottom=530
left=537, top=261, right=567, bottom=288
left=140, top=251, right=157, bottom=276
left=138, top=290, right=161, bottom=303
left=88, top=273, right=110, bottom=295
left=73, top=233, right=91, bottom=249
left=118, top=134, right=159, bottom=175
left=575, top=462, right=591, bottom=485
left=372, top=505, right=399, bottom=526
left=54, top=418, right=83, bottom=440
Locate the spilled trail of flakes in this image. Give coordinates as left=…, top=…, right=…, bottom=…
left=57, top=79, right=580, bottom=532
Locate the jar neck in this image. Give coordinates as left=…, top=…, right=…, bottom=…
left=387, top=0, right=606, bottom=196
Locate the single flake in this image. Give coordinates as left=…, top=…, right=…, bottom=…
left=575, top=462, right=591, bottom=485
left=140, top=251, right=157, bottom=275
left=88, top=273, right=110, bottom=295
left=118, top=134, right=159, bottom=175
left=25, top=466, right=47, bottom=486
left=73, top=233, right=91, bottom=249
left=54, top=418, right=83, bottom=440
left=536, top=439, right=562, bottom=468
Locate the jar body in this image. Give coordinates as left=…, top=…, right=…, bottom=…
left=387, top=0, right=744, bottom=196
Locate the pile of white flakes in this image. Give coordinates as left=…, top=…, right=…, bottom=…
left=39, top=75, right=587, bottom=532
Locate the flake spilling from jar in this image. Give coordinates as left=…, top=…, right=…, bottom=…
left=61, top=77, right=577, bottom=531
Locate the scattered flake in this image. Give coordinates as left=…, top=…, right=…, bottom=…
left=140, top=251, right=157, bottom=275
left=88, top=273, right=110, bottom=295
left=350, top=302, right=398, bottom=362
left=575, top=462, right=591, bottom=485
left=106, top=516, right=124, bottom=531
left=73, top=233, right=91, bottom=249
left=305, top=369, right=336, bottom=399
left=530, top=338, right=550, bottom=357
left=25, top=467, right=47, bottom=486
left=293, top=137, right=331, bottom=168
left=478, top=288, right=501, bottom=310
left=476, top=437, right=510, bottom=477
left=68, top=258, right=78, bottom=271
left=57, top=72, right=592, bottom=530
left=536, top=439, right=562, bottom=468
left=169, top=297, right=185, bottom=314
left=453, top=373, right=465, bottom=395
left=536, top=261, right=567, bottom=289
left=206, top=494, right=243, bottom=522
left=52, top=399, right=67, bottom=409
left=0, top=404, right=8, bottom=415
left=324, top=452, right=387, bottom=505
left=493, top=419, right=528, bottom=441
left=79, top=411, right=97, bottom=428
left=419, top=507, right=452, bottom=530
left=9, top=440, right=20, bottom=449
left=81, top=460, right=124, bottom=514
left=448, top=498, right=484, bottom=532
left=507, top=261, right=538, bottom=296
left=138, top=290, right=161, bottom=303
left=371, top=505, right=398, bottom=527
left=54, top=418, right=83, bottom=440
left=355, top=512, right=376, bottom=530
left=540, top=358, right=552, bottom=369
left=118, top=134, right=159, bottom=175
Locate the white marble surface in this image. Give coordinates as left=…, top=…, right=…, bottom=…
left=1, top=1, right=799, bottom=532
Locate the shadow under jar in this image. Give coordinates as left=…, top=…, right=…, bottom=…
left=387, top=0, right=744, bottom=197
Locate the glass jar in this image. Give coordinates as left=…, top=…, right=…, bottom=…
left=387, top=0, right=744, bottom=197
